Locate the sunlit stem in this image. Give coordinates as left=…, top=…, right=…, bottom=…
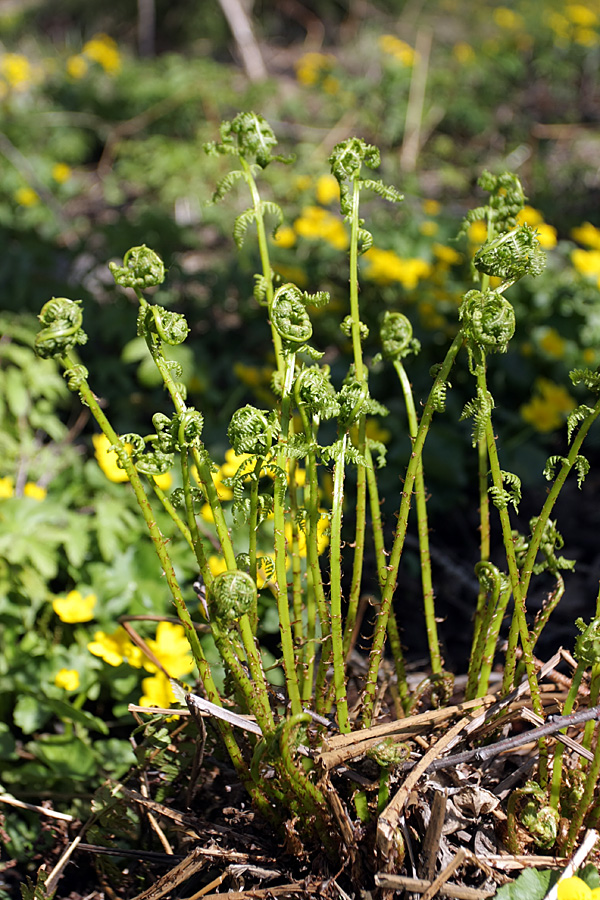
left=549, top=662, right=585, bottom=809
left=394, top=358, right=442, bottom=675
left=328, top=433, right=351, bottom=733
left=361, top=330, right=464, bottom=728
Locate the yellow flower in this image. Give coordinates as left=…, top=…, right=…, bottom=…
left=53, top=590, right=97, bottom=624
left=256, top=554, right=276, bottom=588
left=294, top=175, right=312, bottom=193
left=315, top=174, right=340, bottom=206
left=294, top=206, right=348, bottom=250
left=83, top=33, right=121, bottom=74
left=285, top=511, right=329, bottom=561
left=54, top=668, right=80, bottom=691
left=539, top=328, right=566, bottom=359
left=51, top=163, right=72, bottom=184
left=379, top=34, right=417, bottom=66
left=92, top=433, right=130, bottom=483
left=88, top=628, right=144, bottom=668
left=272, top=226, right=296, bottom=248
left=14, top=187, right=39, bottom=207
left=557, top=876, right=600, bottom=900
left=419, top=220, right=438, bottom=237
left=571, top=222, right=600, bottom=249
left=145, top=621, right=194, bottom=677
left=1, top=53, right=32, bottom=89
left=23, top=482, right=47, bottom=501
left=152, top=471, right=173, bottom=491
left=365, top=417, right=391, bottom=445
left=295, top=52, right=335, bottom=86
left=422, top=199, right=441, bottom=216
left=516, top=205, right=544, bottom=227
left=322, top=75, right=340, bottom=95
left=493, top=7, right=525, bottom=30
left=453, top=42, right=476, bottom=64
left=565, top=4, right=597, bottom=27
left=574, top=26, right=598, bottom=46
left=0, top=476, right=14, bottom=498
left=362, top=247, right=431, bottom=288
left=467, top=220, right=488, bottom=245
left=571, top=248, right=600, bottom=287
left=535, top=223, right=557, bottom=249
left=433, top=243, right=463, bottom=265
left=520, top=378, right=576, bottom=433
left=272, top=264, right=308, bottom=288
left=140, top=671, right=178, bottom=709
left=66, top=54, right=88, bottom=79
left=208, top=555, right=228, bottom=578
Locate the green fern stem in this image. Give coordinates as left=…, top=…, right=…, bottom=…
left=150, top=481, right=196, bottom=556
left=361, top=330, right=464, bottom=728
left=134, top=293, right=236, bottom=571
left=342, top=419, right=367, bottom=658
left=520, top=398, right=600, bottom=601
left=563, top=709, right=600, bottom=855
left=58, top=352, right=249, bottom=777
left=477, top=370, right=544, bottom=725
left=329, top=433, right=351, bottom=733
left=247, top=457, right=264, bottom=633
left=475, top=582, right=512, bottom=698
left=348, top=179, right=365, bottom=383
left=179, top=442, right=211, bottom=585
left=549, top=662, right=585, bottom=810
left=363, top=444, right=410, bottom=709
left=239, top=156, right=284, bottom=379
left=273, top=354, right=303, bottom=716
left=582, top=587, right=600, bottom=753
left=394, top=358, right=442, bottom=675
left=472, top=434, right=492, bottom=648
left=288, top=461, right=305, bottom=654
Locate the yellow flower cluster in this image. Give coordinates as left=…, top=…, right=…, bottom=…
left=379, top=35, right=418, bottom=66
left=362, top=247, right=431, bottom=289
left=53, top=589, right=97, bottom=624
left=54, top=668, right=80, bottom=691
left=493, top=7, right=525, bottom=30
left=0, top=476, right=47, bottom=500
left=14, top=187, right=39, bottom=208
left=1, top=53, right=33, bottom=90
left=516, top=206, right=557, bottom=249
left=295, top=52, right=339, bottom=93
left=453, top=42, right=476, bottom=65
left=88, top=621, right=194, bottom=708
left=545, top=4, right=599, bottom=46
left=294, top=206, right=349, bottom=251
left=67, top=32, right=121, bottom=79
left=52, top=162, right=72, bottom=184
left=572, top=221, right=600, bottom=249
left=520, top=378, right=576, bottom=432
left=571, top=221, right=600, bottom=287
left=538, top=327, right=566, bottom=359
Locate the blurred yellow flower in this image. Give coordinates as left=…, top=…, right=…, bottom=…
left=66, top=54, right=88, bottom=79
left=140, top=671, right=178, bottom=708
left=52, top=163, right=72, bottom=184
left=571, top=248, right=600, bottom=287
left=1, top=53, right=32, bottom=89
left=516, top=206, right=544, bottom=227
left=152, top=471, right=173, bottom=491
left=15, top=187, right=39, bottom=207
left=23, top=482, right=47, bottom=501
left=208, top=555, right=228, bottom=577
left=565, top=4, right=597, bottom=27
left=493, top=7, right=525, bottom=29
left=92, top=433, right=130, bottom=482
left=285, top=511, right=329, bottom=561
left=363, top=247, right=431, bottom=289
left=379, top=34, right=417, bottom=66
left=315, top=174, right=340, bottom=206
left=322, top=75, right=340, bottom=94
left=0, top=476, right=14, bottom=498
left=53, top=589, right=97, bottom=624
left=295, top=52, right=335, bottom=86
left=539, top=328, right=566, bottom=359
left=88, top=627, right=144, bottom=667
left=273, top=264, right=308, bottom=288
left=574, top=26, right=598, bottom=45
left=54, top=668, right=80, bottom=691
left=571, top=222, right=600, bottom=250
left=145, top=621, right=194, bottom=677
left=366, top=417, right=391, bottom=444
left=520, top=378, right=576, bottom=432
left=294, top=206, right=348, bottom=250
left=453, top=42, right=476, bottom=64
left=515, top=207, right=557, bottom=248
left=273, top=226, right=296, bottom=248
left=467, top=220, right=488, bottom=245
left=83, top=33, right=121, bottom=75
left=419, top=220, right=438, bottom=237
left=422, top=199, right=441, bottom=216
left=433, top=243, right=463, bottom=265
left=535, top=223, right=557, bottom=249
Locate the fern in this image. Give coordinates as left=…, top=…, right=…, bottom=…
left=489, top=470, right=521, bottom=511
left=567, top=404, right=595, bottom=443
left=233, top=207, right=257, bottom=248
left=570, top=367, right=600, bottom=393
left=543, top=455, right=569, bottom=481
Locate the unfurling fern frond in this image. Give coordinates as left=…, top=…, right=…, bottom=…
left=570, top=368, right=600, bottom=393
left=543, top=455, right=569, bottom=482
left=260, top=200, right=284, bottom=236
left=460, top=387, right=494, bottom=447
left=357, top=227, right=373, bottom=254
left=567, top=404, right=595, bottom=443
left=574, top=454, right=590, bottom=489
left=362, top=178, right=404, bottom=204
left=233, top=208, right=257, bottom=248
left=489, top=470, right=521, bottom=511
left=211, top=168, right=247, bottom=203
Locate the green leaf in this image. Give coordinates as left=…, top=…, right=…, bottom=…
left=26, top=734, right=96, bottom=778
left=0, top=722, right=17, bottom=759
left=43, top=697, right=108, bottom=735
left=13, top=695, right=51, bottom=735
left=493, top=867, right=557, bottom=899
